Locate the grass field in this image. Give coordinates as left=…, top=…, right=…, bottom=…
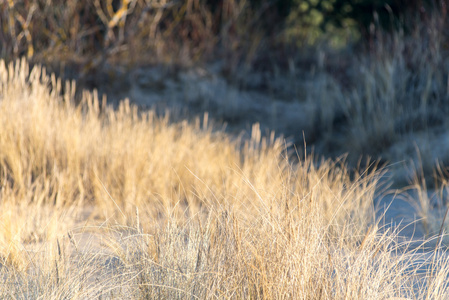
left=1, top=58, right=449, bottom=299
left=1, top=2, right=449, bottom=298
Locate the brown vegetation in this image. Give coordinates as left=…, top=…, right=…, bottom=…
left=0, top=59, right=449, bottom=299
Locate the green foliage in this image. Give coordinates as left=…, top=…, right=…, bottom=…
left=283, top=0, right=442, bottom=46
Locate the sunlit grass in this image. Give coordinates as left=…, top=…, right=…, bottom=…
left=0, top=59, right=449, bottom=299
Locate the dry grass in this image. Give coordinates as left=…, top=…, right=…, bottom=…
left=2, top=0, right=449, bottom=180
left=399, top=160, right=449, bottom=246
left=0, top=0, right=275, bottom=72
left=316, top=9, right=449, bottom=163
left=1, top=59, right=449, bottom=299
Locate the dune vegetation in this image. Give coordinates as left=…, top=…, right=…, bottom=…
left=0, top=58, right=448, bottom=299
left=2, top=0, right=449, bottom=299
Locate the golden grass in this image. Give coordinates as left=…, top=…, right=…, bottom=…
left=0, top=59, right=449, bottom=299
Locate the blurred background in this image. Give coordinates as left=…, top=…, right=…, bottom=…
left=1, top=0, right=448, bottom=186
